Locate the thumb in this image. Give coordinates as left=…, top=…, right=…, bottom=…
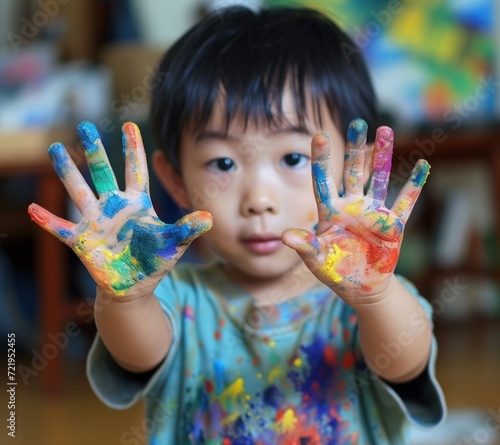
left=282, top=228, right=321, bottom=260
left=173, top=210, right=213, bottom=245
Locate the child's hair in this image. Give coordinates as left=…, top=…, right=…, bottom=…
left=150, top=6, right=380, bottom=171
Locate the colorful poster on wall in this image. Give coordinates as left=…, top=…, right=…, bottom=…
left=268, top=0, right=496, bottom=129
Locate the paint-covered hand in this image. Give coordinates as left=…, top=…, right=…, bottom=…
left=283, top=119, right=429, bottom=304
left=28, top=121, right=212, bottom=299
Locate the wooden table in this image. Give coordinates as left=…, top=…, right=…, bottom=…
left=0, top=128, right=79, bottom=393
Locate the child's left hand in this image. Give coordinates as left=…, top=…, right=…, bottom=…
left=282, top=118, right=429, bottom=306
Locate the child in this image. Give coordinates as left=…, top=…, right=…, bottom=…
left=28, top=6, right=446, bottom=444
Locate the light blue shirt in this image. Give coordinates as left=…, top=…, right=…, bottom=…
left=87, top=261, right=446, bottom=444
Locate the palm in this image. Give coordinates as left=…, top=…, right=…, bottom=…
left=283, top=119, right=429, bottom=301
left=28, top=121, right=212, bottom=298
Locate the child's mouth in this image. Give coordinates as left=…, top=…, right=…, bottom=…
left=241, top=236, right=283, bottom=254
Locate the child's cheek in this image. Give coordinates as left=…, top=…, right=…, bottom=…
left=307, top=210, right=316, bottom=224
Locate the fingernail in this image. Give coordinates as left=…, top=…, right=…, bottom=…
left=347, top=119, right=367, bottom=146
left=77, top=121, right=100, bottom=153
left=411, top=160, right=430, bottom=187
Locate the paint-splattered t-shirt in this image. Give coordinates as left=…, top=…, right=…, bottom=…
left=88, top=261, right=446, bottom=444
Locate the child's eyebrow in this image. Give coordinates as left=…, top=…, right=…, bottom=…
left=269, top=125, right=312, bottom=136
left=196, top=125, right=312, bottom=142
left=196, top=130, right=236, bottom=141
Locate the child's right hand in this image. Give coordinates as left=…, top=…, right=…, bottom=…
left=28, top=121, right=212, bottom=299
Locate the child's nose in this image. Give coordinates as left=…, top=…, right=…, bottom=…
left=240, top=183, right=279, bottom=216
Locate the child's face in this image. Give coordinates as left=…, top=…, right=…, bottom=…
left=157, top=91, right=350, bottom=282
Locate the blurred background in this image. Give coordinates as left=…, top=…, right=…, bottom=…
left=0, top=0, right=499, bottom=444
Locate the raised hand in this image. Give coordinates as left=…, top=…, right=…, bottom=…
left=282, top=119, right=429, bottom=304
left=28, top=121, right=212, bottom=299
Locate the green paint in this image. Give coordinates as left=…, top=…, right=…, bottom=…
left=77, top=121, right=118, bottom=195
left=411, top=161, right=430, bottom=188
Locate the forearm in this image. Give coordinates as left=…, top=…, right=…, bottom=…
left=94, top=287, right=172, bottom=373
left=354, top=275, right=432, bottom=383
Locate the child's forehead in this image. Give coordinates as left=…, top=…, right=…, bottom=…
left=200, top=87, right=326, bottom=135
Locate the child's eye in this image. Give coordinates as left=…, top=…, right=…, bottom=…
left=207, top=158, right=236, bottom=172
left=281, top=153, right=309, bottom=169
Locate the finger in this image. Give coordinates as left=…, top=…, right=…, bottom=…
left=48, top=142, right=97, bottom=213
left=391, top=160, right=430, bottom=224
left=77, top=121, right=119, bottom=196
left=28, top=203, right=76, bottom=245
left=282, top=228, right=321, bottom=259
left=138, top=211, right=212, bottom=264
left=122, top=122, right=150, bottom=192
left=311, top=132, right=338, bottom=218
left=173, top=210, right=213, bottom=245
left=343, top=118, right=367, bottom=197
left=366, top=126, right=394, bottom=201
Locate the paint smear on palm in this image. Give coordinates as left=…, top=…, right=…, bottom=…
left=78, top=212, right=212, bottom=296
left=320, top=244, right=351, bottom=283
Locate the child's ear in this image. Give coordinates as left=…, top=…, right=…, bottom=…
left=152, top=150, right=191, bottom=209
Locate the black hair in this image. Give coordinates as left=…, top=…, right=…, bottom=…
left=150, top=6, right=380, bottom=170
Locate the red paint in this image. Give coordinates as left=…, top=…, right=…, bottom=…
left=323, top=345, right=336, bottom=365
left=205, top=380, right=214, bottom=393
left=214, top=330, right=221, bottom=341
left=184, top=306, right=194, bottom=320
left=341, top=351, right=355, bottom=370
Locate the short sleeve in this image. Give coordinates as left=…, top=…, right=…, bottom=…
left=86, top=270, right=186, bottom=409
left=371, top=275, right=447, bottom=428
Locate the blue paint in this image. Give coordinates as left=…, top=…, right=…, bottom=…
left=48, top=143, right=70, bottom=178
left=141, top=193, right=153, bottom=209
left=77, top=121, right=101, bottom=154
left=262, top=384, right=284, bottom=408
left=57, top=229, right=73, bottom=239
left=213, top=359, right=224, bottom=395
left=312, top=163, right=330, bottom=204
left=411, top=162, right=429, bottom=187
left=117, top=219, right=136, bottom=242
left=122, top=132, right=127, bottom=158
left=130, top=224, right=167, bottom=275
left=347, top=118, right=367, bottom=145
left=102, top=194, right=128, bottom=218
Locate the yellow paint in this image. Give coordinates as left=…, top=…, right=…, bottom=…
left=293, top=358, right=302, bottom=367
left=344, top=199, right=364, bottom=216
left=257, top=373, right=262, bottom=379
left=274, top=409, right=298, bottom=434
left=220, top=377, right=245, bottom=405
left=219, top=377, right=248, bottom=425
left=268, top=340, right=276, bottom=348
left=321, top=244, right=351, bottom=283
left=267, top=366, right=284, bottom=383
left=395, top=198, right=411, bottom=216
left=221, top=411, right=241, bottom=425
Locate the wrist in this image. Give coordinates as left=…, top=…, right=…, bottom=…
left=335, top=274, right=397, bottom=310
left=95, top=285, right=155, bottom=310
